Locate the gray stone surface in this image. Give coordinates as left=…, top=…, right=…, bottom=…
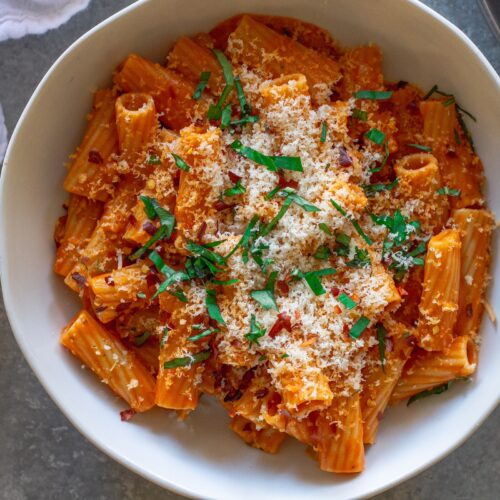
left=0, top=0, right=498, bottom=498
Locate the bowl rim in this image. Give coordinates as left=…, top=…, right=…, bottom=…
left=1, top=0, right=499, bottom=498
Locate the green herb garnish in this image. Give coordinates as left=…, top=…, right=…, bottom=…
left=347, top=246, right=371, bottom=268
left=192, top=71, right=211, bottom=100
left=320, top=122, right=328, bottom=142
left=230, top=140, right=303, bottom=172
left=251, top=271, right=278, bottom=310
left=147, top=154, right=162, bottom=165
left=437, top=187, right=461, bottom=197
left=171, top=153, right=191, bottom=172
left=407, top=143, right=432, bottom=152
left=352, top=108, right=368, bottom=121
left=291, top=268, right=337, bottom=296
left=313, top=245, right=331, bottom=260
left=130, top=225, right=168, bottom=261
left=407, top=382, right=450, bottom=406
left=349, top=316, right=370, bottom=339
left=224, top=180, right=246, bottom=197
left=133, top=332, right=151, bottom=347
left=318, top=223, right=332, bottom=236
left=354, top=90, right=393, bottom=100
left=245, top=314, right=266, bottom=346
left=163, top=349, right=211, bottom=369
left=188, top=328, right=219, bottom=342
left=362, top=178, right=398, bottom=196
left=149, top=250, right=190, bottom=299
left=205, top=289, right=225, bottom=324
left=234, top=76, right=251, bottom=116
left=331, top=199, right=373, bottom=246
left=338, top=293, right=357, bottom=310
left=211, top=278, right=239, bottom=286
left=365, top=128, right=386, bottom=145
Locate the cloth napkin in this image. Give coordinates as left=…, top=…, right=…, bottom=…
left=0, top=0, right=91, bottom=162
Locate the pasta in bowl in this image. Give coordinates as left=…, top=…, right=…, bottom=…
left=53, top=13, right=492, bottom=475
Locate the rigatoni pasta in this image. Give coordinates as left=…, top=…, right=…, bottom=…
left=54, top=14, right=493, bottom=475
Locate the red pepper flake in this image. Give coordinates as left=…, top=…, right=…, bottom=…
left=329, top=90, right=341, bottom=102
left=142, top=220, right=157, bottom=235
left=269, top=312, right=292, bottom=339
left=238, top=367, right=256, bottom=392
left=88, top=150, right=103, bottom=164
left=104, top=275, right=115, bottom=287
left=71, top=272, right=87, bottom=287
left=214, top=200, right=234, bottom=211
left=255, top=388, right=269, bottom=399
left=278, top=175, right=299, bottom=190
left=120, top=408, right=136, bottom=422
left=331, top=286, right=340, bottom=297
left=338, top=146, right=352, bottom=166
left=446, top=149, right=458, bottom=159
left=334, top=305, right=341, bottom=314
left=466, top=303, right=473, bottom=318
left=276, top=280, right=290, bottom=296
left=396, top=80, right=409, bottom=89
left=128, top=213, right=137, bottom=225
left=228, top=171, right=242, bottom=183
left=266, top=392, right=282, bottom=416
left=406, top=100, right=418, bottom=113
left=397, top=286, right=409, bottom=297
left=243, top=422, right=253, bottom=432
left=224, top=388, right=243, bottom=402
left=116, top=302, right=130, bottom=313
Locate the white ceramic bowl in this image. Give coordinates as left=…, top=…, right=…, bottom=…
left=1, top=1, right=499, bottom=498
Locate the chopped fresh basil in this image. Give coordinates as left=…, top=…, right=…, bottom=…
left=192, top=71, right=211, bottom=100
left=338, top=293, right=357, bottom=310
left=362, top=178, right=398, bottom=196
left=234, top=76, right=251, bottom=116
left=354, top=90, right=393, bottom=100
left=245, top=314, right=266, bottom=346
left=212, top=49, right=235, bottom=87
left=224, top=180, right=246, bottom=197
left=365, top=128, right=386, bottom=145
left=149, top=250, right=190, bottom=299
left=437, top=187, right=461, bottom=197
left=352, top=108, right=368, bottom=121
left=230, top=140, right=303, bottom=172
left=292, top=268, right=337, bottom=296
left=211, top=278, right=239, bottom=286
left=230, top=115, right=259, bottom=126
left=147, top=153, right=162, bottom=165
left=349, top=316, right=370, bottom=339
left=318, top=223, right=332, bottom=236
left=278, top=188, right=320, bottom=212
left=331, top=199, right=373, bottom=246
left=335, top=231, right=351, bottom=256
left=320, top=122, right=328, bottom=142
left=188, top=327, right=219, bottom=342
left=225, top=215, right=260, bottom=259
left=251, top=271, right=278, bottom=310
left=186, top=241, right=227, bottom=267
left=407, top=143, right=432, bottom=152
left=132, top=331, right=151, bottom=347
left=313, top=245, right=331, bottom=260
left=163, top=349, right=211, bottom=369
left=168, top=288, right=188, bottom=302
left=220, top=103, right=232, bottom=129
left=407, top=382, right=450, bottom=406
left=130, top=225, right=168, bottom=260
left=206, top=289, right=225, bottom=324
left=171, top=153, right=191, bottom=172
left=139, top=195, right=175, bottom=238
left=136, top=292, right=147, bottom=299
left=281, top=353, right=289, bottom=359
left=346, top=246, right=371, bottom=268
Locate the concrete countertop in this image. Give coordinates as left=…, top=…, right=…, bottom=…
left=0, top=1, right=498, bottom=498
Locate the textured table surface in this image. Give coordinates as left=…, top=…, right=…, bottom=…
left=0, top=1, right=499, bottom=499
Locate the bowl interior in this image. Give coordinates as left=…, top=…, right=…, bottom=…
left=1, top=0, right=499, bottom=498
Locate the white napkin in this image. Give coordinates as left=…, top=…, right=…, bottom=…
left=0, top=0, right=91, bottom=163
left=0, top=0, right=90, bottom=41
